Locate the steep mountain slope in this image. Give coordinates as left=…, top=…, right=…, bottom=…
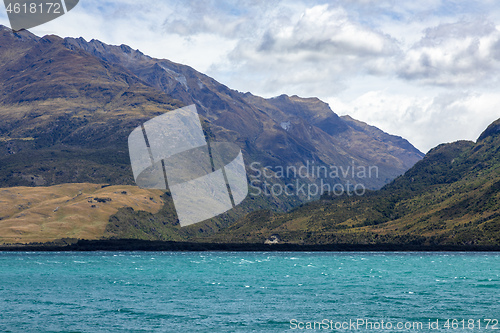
left=63, top=36, right=423, bottom=189
left=0, top=26, right=182, bottom=187
left=209, top=118, right=500, bottom=246
left=244, top=94, right=423, bottom=177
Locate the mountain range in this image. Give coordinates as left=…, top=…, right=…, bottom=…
left=11, top=25, right=500, bottom=247
left=0, top=26, right=427, bottom=244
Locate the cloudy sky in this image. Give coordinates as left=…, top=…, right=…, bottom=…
left=2, top=0, right=500, bottom=152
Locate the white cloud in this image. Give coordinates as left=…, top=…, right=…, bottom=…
left=329, top=89, right=500, bottom=152
left=257, top=5, right=395, bottom=56
left=398, top=19, right=500, bottom=86
left=220, top=4, right=400, bottom=97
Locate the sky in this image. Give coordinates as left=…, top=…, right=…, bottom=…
left=1, top=0, right=500, bottom=153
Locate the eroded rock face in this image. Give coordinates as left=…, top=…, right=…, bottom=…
left=264, top=234, right=281, bottom=244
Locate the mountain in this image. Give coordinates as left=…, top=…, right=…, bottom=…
left=63, top=36, right=423, bottom=188
left=0, top=26, right=182, bottom=187
left=209, top=118, right=500, bottom=246
left=0, top=26, right=424, bottom=244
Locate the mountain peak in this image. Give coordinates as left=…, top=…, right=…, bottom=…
left=39, top=34, right=63, bottom=43
left=0, top=24, right=39, bottom=42
left=478, top=118, right=500, bottom=142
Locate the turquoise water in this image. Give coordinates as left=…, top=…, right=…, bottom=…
left=0, top=252, right=499, bottom=332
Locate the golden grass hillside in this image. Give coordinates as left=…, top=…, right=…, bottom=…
left=0, top=183, right=164, bottom=244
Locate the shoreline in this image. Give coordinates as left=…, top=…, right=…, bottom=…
left=1, top=239, right=500, bottom=252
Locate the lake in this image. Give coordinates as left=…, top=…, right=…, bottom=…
left=1, top=252, right=499, bottom=332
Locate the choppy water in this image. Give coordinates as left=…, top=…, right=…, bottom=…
left=0, top=252, right=499, bottom=332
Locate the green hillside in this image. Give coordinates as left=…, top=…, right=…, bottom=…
left=207, top=119, right=500, bottom=246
